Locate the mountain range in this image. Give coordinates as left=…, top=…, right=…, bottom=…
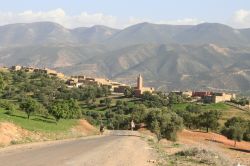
left=0, top=21, right=249, bottom=92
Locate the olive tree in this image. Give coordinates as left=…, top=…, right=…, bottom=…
left=222, top=117, right=247, bottom=147
left=20, top=98, right=39, bottom=119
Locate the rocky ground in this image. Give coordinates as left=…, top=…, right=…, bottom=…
left=140, top=129, right=250, bottom=166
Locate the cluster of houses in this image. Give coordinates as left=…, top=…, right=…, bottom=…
left=172, top=91, right=236, bottom=103
left=67, top=75, right=127, bottom=91
left=66, top=74, right=154, bottom=97
left=3, top=65, right=236, bottom=103
left=6, top=65, right=154, bottom=97
left=10, top=65, right=65, bottom=79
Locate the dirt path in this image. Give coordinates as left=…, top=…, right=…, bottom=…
left=0, top=134, right=156, bottom=166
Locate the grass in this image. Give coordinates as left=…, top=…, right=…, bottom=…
left=172, top=102, right=230, bottom=111
left=0, top=108, right=78, bottom=133
left=172, top=103, right=190, bottom=111
left=202, top=103, right=230, bottom=110
left=172, top=102, right=250, bottom=125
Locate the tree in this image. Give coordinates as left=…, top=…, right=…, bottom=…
left=151, top=120, right=161, bottom=141
left=176, top=104, right=203, bottom=129
left=199, top=110, right=221, bottom=132
left=223, top=125, right=245, bottom=147
left=124, top=87, right=134, bottom=98
left=0, top=74, right=6, bottom=91
left=222, top=117, right=247, bottom=147
left=20, top=98, right=39, bottom=119
left=175, top=109, right=196, bottom=129
left=0, top=100, right=16, bottom=115
left=186, top=104, right=202, bottom=114
left=160, top=112, right=183, bottom=141
left=112, top=114, right=129, bottom=130
left=49, top=101, right=66, bottom=123
left=167, top=93, right=184, bottom=107
left=115, top=100, right=123, bottom=109
left=146, top=108, right=183, bottom=141
left=131, top=104, right=148, bottom=123
left=104, top=98, right=112, bottom=108
left=243, top=121, right=250, bottom=141
left=141, top=92, right=168, bottom=108
left=67, top=99, right=82, bottom=119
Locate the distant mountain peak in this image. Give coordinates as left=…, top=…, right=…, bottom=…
left=0, top=21, right=249, bottom=92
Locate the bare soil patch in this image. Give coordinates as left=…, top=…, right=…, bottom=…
left=178, top=129, right=250, bottom=152
left=176, top=130, right=250, bottom=165
left=0, top=119, right=97, bottom=147
left=0, top=122, right=42, bottom=146
left=71, top=119, right=98, bottom=136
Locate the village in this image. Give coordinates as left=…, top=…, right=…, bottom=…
left=2, top=65, right=238, bottom=104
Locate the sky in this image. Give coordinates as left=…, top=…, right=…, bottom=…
left=0, top=0, right=250, bottom=29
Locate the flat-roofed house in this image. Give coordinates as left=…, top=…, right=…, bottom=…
left=11, top=65, right=22, bottom=71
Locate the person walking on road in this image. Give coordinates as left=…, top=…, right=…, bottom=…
left=100, top=123, right=104, bottom=135
left=131, top=120, right=135, bottom=131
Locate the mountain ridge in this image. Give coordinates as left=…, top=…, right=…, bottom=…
left=0, top=21, right=249, bottom=92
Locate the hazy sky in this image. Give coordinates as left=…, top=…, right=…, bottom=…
left=0, top=0, right=250, bottom=28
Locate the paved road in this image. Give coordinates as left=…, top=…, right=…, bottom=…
left=0, top=132, right=155, bottom=166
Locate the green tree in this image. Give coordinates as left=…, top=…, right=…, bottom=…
left=67, top=99, right=82, bottom=119
left=199, top=110, right=221, bottom=132
left=0, top=74, right=6, bottom=91
left=175, top=109, right=196, bottom=129
left=49, top=101, right=67, bottom=122
left=104, top=98, right=112, bottom=108
left=131, top=104, right=148, bottom=123
left=115, top=100, right=123, bottom=109
left=186, top=104, right=202, bottom=114
left=146, top=108, right=183, bottom=141
left=222, top=117, right=247, bottom=147
left=177, top=104, right=202, bottom=129
left=223, top=125, right=245, bottom=147
left=151, top=120, right=161, bottom=141
left=124, top=87, right=134, bottom=98
left=0, top=100, right=16, bottom=115
left=20, top=98, right=39, bottom=119
left=243, top=121, right=250, bottom=141
left=160, top=112, right=183, bottom=141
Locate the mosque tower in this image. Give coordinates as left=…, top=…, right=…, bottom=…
left=137, top=74, right=143, bottom=90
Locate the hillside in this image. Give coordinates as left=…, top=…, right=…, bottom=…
left=0, top=22, right=249, bottom=92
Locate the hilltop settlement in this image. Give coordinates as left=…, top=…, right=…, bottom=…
left=6, top=65, right=238, bottom=104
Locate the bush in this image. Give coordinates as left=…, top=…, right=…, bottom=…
left=243, top=121, right=250, bottom=141
left=146, top=108, right=183, bottom=141
left=222, top=117, right=248, bottom=146
left=49, top=99, right=82, bottom=122
left=175, top=147, right=230, bottom=165
left=0, top=100, right=16, bottom=115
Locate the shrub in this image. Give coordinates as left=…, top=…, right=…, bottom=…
left=146, top=108, right=183, bottom=141
left=222, top=117, right=248, bottom=146
left=0, top=100, right=16, bottom=115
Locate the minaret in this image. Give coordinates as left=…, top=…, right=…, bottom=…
left=137, top=74, right=143, bottom=90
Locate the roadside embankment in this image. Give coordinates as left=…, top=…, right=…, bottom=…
left=0, top=119, right=98, bottom=148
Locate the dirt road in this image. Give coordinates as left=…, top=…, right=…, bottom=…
left=0, top=132, right=156, bottom=166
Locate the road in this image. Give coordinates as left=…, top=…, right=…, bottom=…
left=0, top=131, right=156, bottom=166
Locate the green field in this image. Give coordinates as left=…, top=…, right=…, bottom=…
left=172, top=102, right=250, bottom=124
left=172, top=102, right=230, bottom=111
left=0, top=108, right=78, bottom=133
